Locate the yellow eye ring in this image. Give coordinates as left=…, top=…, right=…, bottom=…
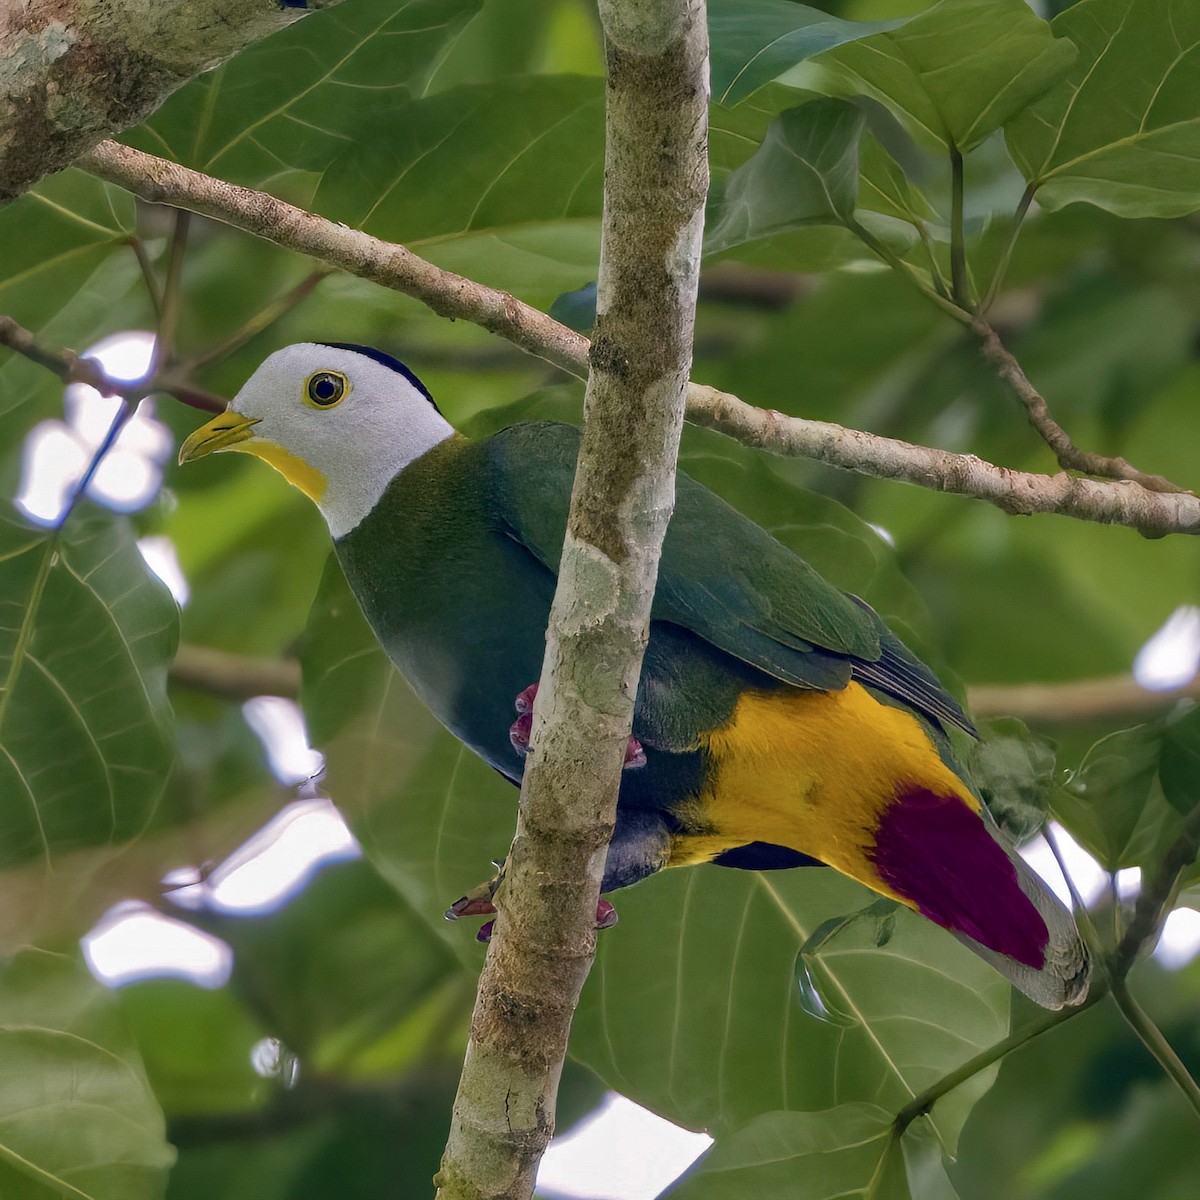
left=305, top=370, right=349, bottom=409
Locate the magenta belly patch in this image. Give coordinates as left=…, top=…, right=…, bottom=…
left=872, top=787, right=1049, bottom=969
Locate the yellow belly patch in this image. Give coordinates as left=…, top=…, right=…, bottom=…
left=672, top=683, right=978, bottom=904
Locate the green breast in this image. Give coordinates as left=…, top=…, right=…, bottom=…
left=334, top=435, right=556, bottom=779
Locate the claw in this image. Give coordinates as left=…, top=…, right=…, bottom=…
left=445, top=894, right=497, bottom=920
left=445, top=873, right=503, bottom=922
left=509, top=709, right=533, bottom=757
left=509, top=682, right=647, bottom=769
left=624, top=736, right=647, bottom=770
left=475, top=899, right=619, bottom=943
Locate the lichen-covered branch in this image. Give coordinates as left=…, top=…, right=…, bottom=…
left=79, top=142, right=1200, bottom=537
left=0, top=0, right=338, bottom=205
left=433, top=2, right=709, bottom=1196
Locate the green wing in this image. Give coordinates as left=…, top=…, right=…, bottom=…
left=486, top=421, right=974, bottom=736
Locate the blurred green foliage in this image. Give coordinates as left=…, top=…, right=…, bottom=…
left=2, top=0, right=1200, bottom=1196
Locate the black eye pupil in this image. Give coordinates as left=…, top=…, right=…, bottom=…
left=309, top=373, right=344, bottom=405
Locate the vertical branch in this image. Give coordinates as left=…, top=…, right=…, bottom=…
left=433, top=1, right=710, bottom=1197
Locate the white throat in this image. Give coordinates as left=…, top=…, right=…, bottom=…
left=316, top=401, right=455, bottom=539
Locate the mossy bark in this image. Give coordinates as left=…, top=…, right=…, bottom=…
left=0, top=0, right=336, bottom=205
left=433, top=1, right=710, bottom=1197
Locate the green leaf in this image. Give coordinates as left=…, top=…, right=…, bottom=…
left=573, top=868, right=1009, bottom=1151
left=1052, top=725, right=1166, bottom=871
left=816, top=0, right=1075, bottom=151
left=0, top=948, right=173, bottom=1199
left=667, top=1104, right=906, bottom=1200
left=1007, top=0, right=1200, bottom=217
left=129, top=0, right=480, bottom=187
left=311, top=76, right=604, bottom=295
left=708, top=0, right=902, bottom=107
left=707, top=99, right=865, bottom=254
left=0, top=507, right=177, bottom=869
left=0, top=171, right=135, bottom=341
left=1158, top=703, right=1200, bottom=816
left=859, top=134, right=937, bottom=226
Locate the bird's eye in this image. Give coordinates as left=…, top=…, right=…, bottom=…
left=305, top=370, right=349, bottom=408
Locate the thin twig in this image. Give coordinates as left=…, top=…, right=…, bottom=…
left=979, top=184, right=1035, bottom=314
left=846, top=215, right=972, bottom=326
left=892, top=990, right=1104, bottom=1138
left=1111, top=976, right=1200, bottom=1120
left=0, top=315, right=224, bottom=413
left=915, top=221, right=950, bottom=300
left=180, top=268, right=334, bottom=372
left=1111, top=800, right=1200, bottom=979
left=972, top=320, right=1190, bottom=495
left=77, top=142, right=1200, bottom=536
left=153, top=210, right=191, bottom=372
left=56, top=403, right=135, bottom=529
left=127, top=236, right=164, bottom=321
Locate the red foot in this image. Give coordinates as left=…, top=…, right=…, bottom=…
left=508, top=683, right=646, bottom=768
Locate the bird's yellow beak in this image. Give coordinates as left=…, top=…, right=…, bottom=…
left=178, top=410, right=261, bottom=465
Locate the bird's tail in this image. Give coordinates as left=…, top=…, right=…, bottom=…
left=951, top=817, right=1091, bottom=1010
left=871, top=786, right=1091, bottom=1010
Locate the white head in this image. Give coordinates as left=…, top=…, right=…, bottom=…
left=179, top=343, right=455, bottom=537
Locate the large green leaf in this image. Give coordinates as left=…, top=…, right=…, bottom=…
left=708, top=0, right=901, bottom=106
left=129, top=0, right=480, bottom=188
left=0, top=948, right=173, bottom=1199
left=0, top=506, right=177, bottom=868
left=1051, top=724, right=1174, bottom=872
left=707, top=100, right=864, bottom=254
left=0, top=171, right=135, bottom=346
left=1157, top=704, right=1200, bottom=817
left=816, top=0, right=1075, bottom=151
left=666, top=1104, right=907, bottom=1200
left=1007, top=0, right=1200, bottom=217
left=310, top=76, right=604, bottom=293
left=572, top=868, right=1009, bottom=1151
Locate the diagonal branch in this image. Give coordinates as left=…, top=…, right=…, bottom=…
left=0, top=315, right=224, bottom=412
left=78, top=141, right=1200, bottom=537
left=972, top=319, right=1189, bottom=495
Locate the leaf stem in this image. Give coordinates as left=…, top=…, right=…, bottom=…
left=980, top=184, right=1034, bottom=314
left=915, top=221, right=950, bottom=300
left=949, top=148, right=970, bottom=307
left=181, top=267, right=333, bottom=372
left=1111, top=976, right=1200, bottom=1120
left=154, top=209, right=190, bottom=372
left=846, top=217, right=972, bottom=326
left=126, top=236, right=163, bottom=320
left=1111, top=800, right=1200, bottom=979
left=1042, top=823, right=1103, bottom=956
left=892, top=990, right=1104, bottom=1138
